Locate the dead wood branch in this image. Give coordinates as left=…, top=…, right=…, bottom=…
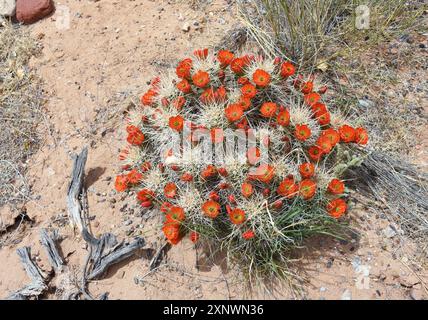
left=7, top=247, right=48, bottom=300
left=67, top=147, right=88, bottom=232
left=40, top=228, right=64, bottom=272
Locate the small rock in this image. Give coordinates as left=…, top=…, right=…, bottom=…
left=123, top=219, right=132, bottom=226
left=358, top=99, right=373, bottom=108
left=16, top=0, right=54, bottom=25
left=320, top=287, right=327, bottom=292
left=341, top=289, right=352, bottom=300
left=382, top=226, right=396, bottom=238
left=0, top=0, right=16, bottom=17
left=181, top=22, right=190, bottom=32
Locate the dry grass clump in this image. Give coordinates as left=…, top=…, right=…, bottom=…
left=238, top=0, right=426, bottom=69
left=0, top=22, right=44, bottom=207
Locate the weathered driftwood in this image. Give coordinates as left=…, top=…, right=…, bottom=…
left=86, top=237, right=145, bottom=280
left=7, top=247, right=48, bottom=300
left=67, top=148, right=145, bottom=281
left=40, top=228, right=64, bottom=272
left=67, top=147, right=88, bottom=232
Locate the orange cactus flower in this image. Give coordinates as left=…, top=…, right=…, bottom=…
left=260, top=102, right=277, bottom=118
left=277, top=109, right=290, bottom=126
left=166, top=206, right=186, bottom=223
left=127, top=169, right=143, bottom=184
left=322, top=128, right=340, bottom=147
left=328, top=179, right=345, bottom=195
left=277, top=178, right=298, bottom=198
left=304, top=92, right=321, bottom=106
left=249, top=164, right=275, bottom=184
left=311, top=102, right=327, bottom=117
left=164, top=182, right=177, bottom=199
left=208, top=191, right=220, bottom=201
left=177, top=78, right=192, bottom=93
left=176, top=58, right=192, bottom=79
left=327, top=198, right=347, bottom=219
left=114, top=175, right=128, bottom=192
left=247, top=147, right=261, bottom=165
left=201, top=165, right=217, bottom=179
left=253, top=69, right=271, bottom=87
left=192, top=70, right=210, bottom=88
left=237, top=96, right=252, bottom=110
left=308, top=146, right=323, bottom=162
left=169, top=115, right=184, bottom=132
left=162, top=224, right=180, bottom=243
left=137, top=189, right=155, bottom=202
left=141, top=89, right=157, bottom=106
left=229, top=208, right=246, bottom=225
left=202, top=200, right=221, bottom=218
left=295, top=124, right=312, bottom=141
left=299, top=162, right=315, bottom=179
left=339, top=125, right=356, bottom=143
left=316, top=135, right=333, bottom=154
left=299, top=179, right=317, bottom=200
left=300, top=81, right=314, bottom=94
left=217, top=167, right=228, bottom=177
left=241, top=182, right=254, bottom=198
left=317, top=111, right=330, bottom=126
left=225, top=104, right=244, bottom=122
left=190, top=231, right=200, bottom=243
left=127, top=128, right=145, bottom=146
left=230, top=57, right=245, bottom=74
left=355, top=127, right=369, bottom=145
left=217, top=50, right=234, bottom=66
left=280, top=61, right=295, bottom=78
left=241, top=83, right=257, bottom=99
left=242, top=230, right=255, bottom=240
left=181, top=172, right=193, bottom=182
left=194, top=48, right=208, bottom=59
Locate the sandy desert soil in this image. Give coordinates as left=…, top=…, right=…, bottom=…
left=0, top=0, right=427, bottom=300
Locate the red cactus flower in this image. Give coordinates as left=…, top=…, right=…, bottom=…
left=260, top=102, right=277, bottom=118
left=169, top=115, right=184, bottom=132
left=241, top=182, right=253, bottom=198
left=355, top=127, right=369, bottom=145
left=253, top=69, right=271, bottom=87
left=225, top=104, right=244, bottom=122
left=299, top=162, right=315, bottom=179
left=202, top=200, right=221, bottom=218
left=114, top=175, right=129, bottom=192
left=242, top=230, right=255, bottom=240
left=177, top=78, right=192, bottom=93
left=127, top=169, right=143, bottom=184
left=164, top=182, right=177, bottom=199
left=277, top=178, right=297, bottom=198
left=194, top=48, right=208, bottom=59
left=277, top=109, right=290, bottom=126
left=328, top=179, right=345, bottom=195
left=327, top=198, right=347, bottom=218
left=217, top=50, right=234, bottom=66
left=229, top=208, right=246, bottom=225
left=339, top=125, right=356, bottom=143
left=280, top=61, right=295, bottom=78
left=192, top=70, right=210, bottom=88
left=299, top=179, right=317, bottom=200
left=176, top=58, right=192, bottom=79
left=295, top=124, right=312, bottom=141
left=241, top=83, right=257, bottom=99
